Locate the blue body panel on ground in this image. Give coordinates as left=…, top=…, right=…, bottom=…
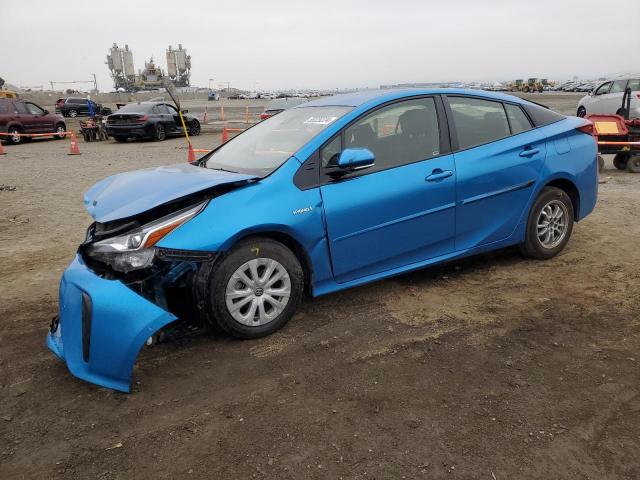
left=49, top=89, right=598, bottom=391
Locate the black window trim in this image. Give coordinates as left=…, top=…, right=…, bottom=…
left=294, top=94, right=451, bottom=190
left=443, top=94, right=537, bottom=153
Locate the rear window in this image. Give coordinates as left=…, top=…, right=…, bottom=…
left=116, top=103, right=154, bottom=114
left=522, top=103, right=565, bottom=126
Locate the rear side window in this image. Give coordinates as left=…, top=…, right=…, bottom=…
left=505, top=104, right=533, bottom=134
left=0, top=102, right=10, bottom=114
left=448, top=97, right=510, bottom=149
left=522, top=103, right=565, bottom=127
left=14, top=102, right=29, bottom=114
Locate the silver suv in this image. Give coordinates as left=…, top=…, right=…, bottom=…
left=577, top=76, right=640, bottom=118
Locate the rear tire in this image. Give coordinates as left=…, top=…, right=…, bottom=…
left=154, top=124, right=166, bottom=141
left=7, top=126, right=22, bottom=144
left=114, top=136, right=128, bottom=143
left=627, top=155, right=640, bottom=173
left=613, top=153, right=630, bottom=170
left=520, top=187, right=574, bottom=260
left=68, top=109, right=78, bottom=118
left=199, top=237, right=304, bottom=339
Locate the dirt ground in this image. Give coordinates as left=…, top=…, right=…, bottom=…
left=1, top=94, right=639, bottom=479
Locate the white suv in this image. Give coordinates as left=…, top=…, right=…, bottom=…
left=577, top=76, right=640, bottom=118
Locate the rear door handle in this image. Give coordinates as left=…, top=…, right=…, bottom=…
left=425, top=169, right=453, bottom=182
left=519, top=148, right=540, bottom=157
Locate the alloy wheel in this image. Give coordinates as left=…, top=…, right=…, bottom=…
left=225, top=258, right=291, bottom=326
left=537, top=200, right=569, bottom=249
left=10, top=128, right=21, bottom=144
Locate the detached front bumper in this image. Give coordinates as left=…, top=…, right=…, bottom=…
left=47, top=255, right=177, bottom=392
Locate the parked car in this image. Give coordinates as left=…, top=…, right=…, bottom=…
left=577, top=77, right=640, bottom=117
left=260, top=97, right=308, bottom=120
left=105, top=101, right=201, bottom=142
left=47, top=89, right=598, bottom=392
left=207, top=91, right=220, bottom=101
left=0, top=98, right=66, bottom=144
left=55, top=97, right=112, bottom=117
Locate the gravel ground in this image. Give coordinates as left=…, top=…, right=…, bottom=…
left=1, top=94, right=639, bottom=479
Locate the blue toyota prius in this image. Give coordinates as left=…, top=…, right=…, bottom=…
left=48, top=89, right=598, bottom=391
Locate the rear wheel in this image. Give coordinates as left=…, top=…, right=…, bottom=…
left=199, top=237, right=304, bottom=339
left=577, top=106, right=586, bottom=117
left=627, top=155, right=640, bottom=173
left=7, top=126, right=22, bottom=144
left=613, top=153, right=630, bottom=170
left=114, top=136, right=128, bottom=143
left=54, top=123, right=66, bottom=139
left=520, top=187, right=574, bottom=260
left=154, top=124, right=166, bottom=141
left=68, top=109, right=78, bottom=118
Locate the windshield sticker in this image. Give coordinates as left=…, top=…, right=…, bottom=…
left=304, top=116, right=338, bottom=125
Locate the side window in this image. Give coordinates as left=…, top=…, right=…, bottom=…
left=156, top=104, right=170, bottom=114
left=505, top=104, right=533, bottom=135
left=165, top=104, right=178, bottom=114
left=25, top=102, right=45, bottom=115
left=448, top=97, right=510, bottom=149
left=321, top=135, right=342, bottom=167
left=594, top=82, right=612, bottom=96
left=628, top=79, right=640, bottom=91
left=340, top=97, right=440, bottom=173
left=610, top=80, right=628, bottom=94
left=13, top=102, right=29, bottom=114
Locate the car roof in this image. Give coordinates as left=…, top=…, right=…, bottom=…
left=298, top=88, right=531, bottom=108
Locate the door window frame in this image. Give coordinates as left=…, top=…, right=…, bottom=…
left=301, top=95, right=451, bottom=188
left=593, top=82, right=612, bottom=96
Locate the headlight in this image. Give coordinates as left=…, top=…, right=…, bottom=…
left=86, top=202, right=206, bottom=272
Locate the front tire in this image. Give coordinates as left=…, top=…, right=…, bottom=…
left=520, top=187, right=574, bottom=260
left=54, top=123, right=66, bottom=139
left=577, top=106, right=586, bottom=117
left=201, top=238, right=304, bottom=339
left=189, top=120, right=201, bottom=136
left=7, top=127, right=22, bottom=144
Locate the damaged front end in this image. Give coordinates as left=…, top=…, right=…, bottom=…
left=47, top=164, right=258, bottom=392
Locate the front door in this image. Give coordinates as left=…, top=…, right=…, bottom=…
left=24, top=102, right=54, bottom=133
left=446, top=96, right=547, bottom=251
left=320, top=96, right=456, bottom=283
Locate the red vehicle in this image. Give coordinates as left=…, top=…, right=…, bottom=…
left=0, top=99, right=67, bottom=144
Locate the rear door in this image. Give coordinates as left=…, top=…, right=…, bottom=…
left=445, top=96, right=547, bottom=251
left=320, top=96, right=457, bottom=283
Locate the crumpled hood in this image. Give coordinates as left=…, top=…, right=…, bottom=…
left=84, top=163, right=258, bottom=223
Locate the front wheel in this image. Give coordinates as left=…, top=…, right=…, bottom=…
left=200, top=238, right=304, bottom=339
left=520, top=187, right=574, bottom=260
left=189, top=120, right=201, bottom=136
left=7, top=127, right=22, bottom=144
left=577, top=106, right=586, bottom=118
left=54, top=123, right=66, bottom=139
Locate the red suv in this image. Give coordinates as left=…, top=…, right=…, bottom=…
left=0, top=99, right=67, bottom=144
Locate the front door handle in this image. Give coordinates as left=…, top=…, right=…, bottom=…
left=425, top=169, right=453, bottom=182
left=519, top=147, right=540, bottom=157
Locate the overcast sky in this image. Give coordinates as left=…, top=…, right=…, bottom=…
left=1, top=0, right=638, bottom=92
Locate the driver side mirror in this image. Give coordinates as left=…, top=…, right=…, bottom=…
left=335, top=148, right=375, bottom=173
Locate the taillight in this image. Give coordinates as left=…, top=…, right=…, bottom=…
left=135, top=115, right=149, bottom=123
left=576, top=122, right=594, bottom=136
left=260, top=113, right=271, bottom=120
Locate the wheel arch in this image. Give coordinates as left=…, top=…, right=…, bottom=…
left=543, top=177, right=580, bottom=220
left=224, top=229, right=314, bottom=293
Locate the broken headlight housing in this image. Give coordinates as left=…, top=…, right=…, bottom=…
left=85, top=202, right=207, bottom=273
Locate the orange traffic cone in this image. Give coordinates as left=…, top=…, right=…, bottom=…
left=221, top=126, right=229, bottom=143
left=187, top=143, right=196, bottom=162
left=0, top=139, right=6, bottom=155
left=68, top=131, right=81, bottom=155
left=203, top=107, right=208, bottom=125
